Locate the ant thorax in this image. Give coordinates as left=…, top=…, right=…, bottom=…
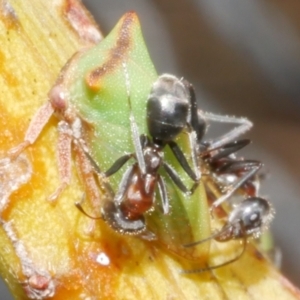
left=143, top=146, right=162, bottom=175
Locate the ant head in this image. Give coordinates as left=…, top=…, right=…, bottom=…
left=218, top=197, right=274, bottom=241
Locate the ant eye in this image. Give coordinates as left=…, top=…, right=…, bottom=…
left=244, top=211, right=261, bottom=230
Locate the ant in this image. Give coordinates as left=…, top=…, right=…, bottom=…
left=182, top=196, right=274, bottom=273
left=167, top=81, right=274, bottom=272
left=181, top=137, right=274, bottom=273
left=77, top=72, right=203, bottom=236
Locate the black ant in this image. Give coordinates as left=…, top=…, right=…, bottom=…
left=77, top=72, right=204, bottom=236
left=181, top=196, right=273, bottom=273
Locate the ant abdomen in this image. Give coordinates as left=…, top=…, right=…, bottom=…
left=147, top=74, right=190, bottom=142
left=101, top=201, right=146, bottom=235
left=119, top=164, right=157, bottom=220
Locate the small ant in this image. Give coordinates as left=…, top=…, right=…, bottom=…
left=182, top=196, right=274, bottom=273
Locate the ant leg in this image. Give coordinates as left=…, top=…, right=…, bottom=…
left=48, top=121, right=72, bottom=202
left=211, top=160, right=262, bottom=209
left=102, top=135, right=147, bottom=177
left=187, top=130, right=201, bottom=180
left=183, top=80, right=205, bottom=179
left=157, top=175, right=169, bottom=214
left=104, top=153, right=134, bottom=177
left=128, top=109, right=146, bottom=174
left=77, top=143, right=135, bottom=208
left=217, top=159, right=261, bottom=174
left=114, top=164, right=135, bottom=205
left=72, top=141, right=104, bottom=213
left=162, top=162, right=199, bottom=196
left=168, top=140, right=199, bottom=182
left=183, top=224, right=233, bottom=248
left=204, top=139, right=251, bottom=161
left=8, top=102, right=54, bottom=158
left=201, top=112, right=253, bottom=150
left=181, top=223, right=247, bottom=274
left=75, top=194, right=102, bottom=220
left=182, top=79, right=206, bottom=143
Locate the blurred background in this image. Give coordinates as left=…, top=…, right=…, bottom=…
left=2, top=0, right=300, bottom=298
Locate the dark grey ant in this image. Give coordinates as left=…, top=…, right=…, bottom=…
left=182, top=197, right=274, bottom=273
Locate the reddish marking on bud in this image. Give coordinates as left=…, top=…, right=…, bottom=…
left=253, top=248, right=264, bottom=261
left=86, top=12, right=138, bottom=92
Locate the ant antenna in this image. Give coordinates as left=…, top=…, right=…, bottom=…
left=181, top=222, right=247, bottom=274
left=75, top=194, right=102, bottom=220
left=122, top=62, right=146, bottom=174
